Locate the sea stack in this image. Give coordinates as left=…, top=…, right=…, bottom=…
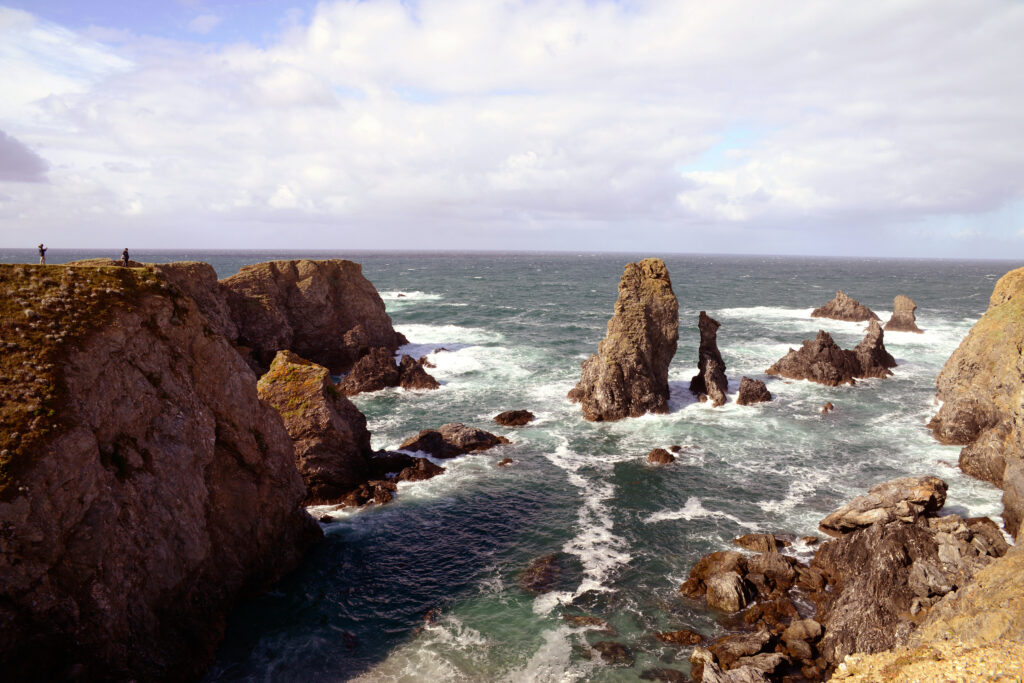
left=568, top=258, right=679, bottom=421
left=736, top=377, right=772, bottom=406
left=811, top=290, right=880, bottom=322
left=689, top=311, right=728, bottom=407
left=766, top=321, right=895, bottom=386
left=928, top=266, right=1024, bottom=539
left=884, top=295, right=923, bottom=333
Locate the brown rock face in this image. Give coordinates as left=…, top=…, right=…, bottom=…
left=928, top=267, right=1024, bottom=539
left=811, top=290, right=879, bottom=322
left=221, top=259, right=407, bottom=374
left=0, top=264, right=320, bottom=681
left=765, top=322, right=895, bottom=386
left=338, top=348, right=439, bottom=395
left=689, top=311, right=728, bottom=407
left=568, top=258, right=679, bottom=421
left=257, top=350, right=372, bottom=504
left=398, top=355, right=440, bottom=390
left=884, top=295, right=923, bottom=333
left=398, top=423, right=510, bottom=459
left=818, top=476, right=947, bottom=537
left=494, top=410, right=535, bottom=426
left=735, top=377, right=771, bottom=406
left=647, top=448, right=676, bottom=464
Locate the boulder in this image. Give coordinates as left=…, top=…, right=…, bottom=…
left=765, top=322, right=895, bottom=386
left=689, top=311, right=728, bottom=407
left=821, top=402, right=835, bottom=414
left=496, top=458, right=515, bottom=467
left=257, top=350, right=372, bottom=503
left=811, top=290, right=879, bottom=322
left=706, top=571, right=750, bottom=613
left=884, top=294, right=923, bottom=333
left=735, top=377, right=771, bottom=406
left=494, top=409, right=535, bottom=426
left=338, top=348, right=439, bottom=395
left=398, top=354, right=440, bottom=390
left=648, top=448, right=676, bottom=465
left=562, top=614, right=613, bottom=631
left=708, top=628, right=773, bottom=669
left=398, top=423, right=510, bottom=459
left=818, top=476, right=948, bottom=536
left=393, top=457, right=446, bottom=483
left=568, top=258, right=679, bottom=420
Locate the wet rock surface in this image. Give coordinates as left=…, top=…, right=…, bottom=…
left=648, top=448, right=676, bottom=464
left=493, top=409, right=535, bottom=426
left=884, top=294, right=923, bottom=333
left=689, top=311, right=729, bottom=407
left=765, top=322, right=895, bottom=386
left=398, top=423, right=510, bottom=459
left=735, top=377, right=771, bottom=406
left=519, top=554, right=562, bottom=594
left=338, top=348, right=439, bottom=395
left=811, top=290, right=879, bottom=322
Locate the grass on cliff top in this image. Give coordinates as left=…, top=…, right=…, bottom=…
left=0, top=263, right=166, bottom=499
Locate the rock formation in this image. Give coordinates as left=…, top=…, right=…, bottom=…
left=883, top=294, right=923, bottom=333
left=257, top=350, right=372, bottom=504
left=338, top=348, right=439, bottom=395
left=398, top=423, right=510, bottom=458
left=811, top=291, right=879, bottom=322
left=689, top=311, right=729, bottom=407
left=817, top=476, right=946, bottom=536
left=928, top=266, right=1024, bottom=539
left=647, top=448, right=675, bottom=464
left=568, top=258, right=679, bottom=421
left=736, top=377, right=771, bottom=406
left=398, top=354, right=440, bottom=390
left=766, top=322, right=896, bottom=386
left=0, top=264, right=320, bottom=681
left=221, top=259, right=407, bottom=374
left=494, top=410, right=535, bottom=426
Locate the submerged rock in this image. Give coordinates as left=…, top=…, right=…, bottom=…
left=494, top=409, right=535, bottom=426
left=811, top=290, right=879, bottom=322
left=689, top=311, right=729, bottom=407
left=656, top=629, right=704, bottom=645
left=398, top=423, right=510, bottom=459
left=568, top=258, right=679, bottom=421
left=519, top=554, right=561, bottom=593
left=884, top=294, right=923, bottom=333
left=591, top=640, right=634, bottom=665
left=765, top=322, right=895, bottom=386
left=735, top=377, right=771, bottom=406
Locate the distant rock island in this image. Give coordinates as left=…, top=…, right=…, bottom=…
left=766, top=321, right=896, bottom=386
left=811, top=290, right=879, bottom=322
left=884, top=294, right=923, bottom=333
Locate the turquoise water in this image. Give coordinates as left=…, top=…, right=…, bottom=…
left=4, top=250, right=1015, bottom=681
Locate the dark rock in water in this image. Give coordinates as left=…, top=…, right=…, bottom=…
left=591, top=640, right=633, bottom=665
left=885, top=294, right=923, bottom=333
left=398, top=354, right=440, bottom=390
left=568, top=258, right=679, bottom=421
left=394, top=457, right=446, bottom=483
left=689, top=311, right=728, bottom=407
left=765, top=322, right=895, bottom=386
left=669, top=445, right=683, bottom=453
left=818, top=475, right=947, bottom=536
left=708, top=628, right=773, bottom=669
left=640, top=668, right=690, bottom=682
left=339, top=348, right=439, bottom=395
left=821, top=402, right=835, bottom=414
left=648, top=448, right=676, bottom=464
left=732, top=533, right=787, bottom=554
left=520, top=554, right=561, bottom=594
left=562, top=614, right=613, bottom=632
left=366, top=451, right=417, bottom=477
left=811, top=290, right=879, bottom=322
left=735, top=377, right=771, bottom=406
left=656, top=629, right=704, bottom=645
left=338, top=480, right=398, bottom=507
left=496, top=458, right=515, bottom=467
left=494, top=409, right=535, bottom=426
left=398, top=423, right=510, bottom=459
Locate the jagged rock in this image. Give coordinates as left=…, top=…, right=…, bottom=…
left=257, top=350, right=372, bottom=504
left=152, top=262, right=239, bottom=341
left=656, top=629, right=704, bottom=645
left=884, top=295, right=923, bottom=333
left=393, top=457, right=446, bottom=483
left=398, top=355, right=440, bottom=390
left=398, top=423, right=510, bottom=459
left=568, top=258, right=679, bottom=421
left=338, top=348, right=439, bottom=395
left=691, top=648, right=771, bottom=683
left=221, top=259, right=407, bottom=374
left=732, top=533, right=787, bottom=554
left=689, top=312, right=728, bottom=407
left=493, top=410, right=535, bottom=426
left=782, top=619, right=823, bottom=645
left=520, top=554, right=561, bottom=594
left=811, top=290, right=879, bottom=322
left=821, top=402, right=835, bottom=414
left=706, top=572, right=750, bottom=613
left=735, top=377, right=771, bottom=406
left=818, top=476, right=948, bottom=536
left=679, top=551, right=748, bottom=598
left=708, top=629, right=773, bottom=669
left=648, top=448, right=676, bottom=464
left=591, top=641, right=634, bottom=665
left=765, top=322, right=895, bottom=386
left=337, top=480, right=398, bottom=507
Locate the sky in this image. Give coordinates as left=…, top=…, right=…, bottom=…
left=0, top=0, right=1022, bottom=257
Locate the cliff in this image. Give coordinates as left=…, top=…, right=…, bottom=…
left=568, top=258, right=679, bottom=421
left=0, top=263, right=321, bottom=681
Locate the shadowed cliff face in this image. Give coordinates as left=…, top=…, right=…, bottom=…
left=929, top=266, right=1024, bottom=539
left=568, top=258, right=679, bottom=421
left=0, top=264, right=320, bottom=681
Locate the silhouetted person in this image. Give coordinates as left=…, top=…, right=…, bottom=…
left=38, top=244, right=46, bottom=265
left=121, top=248, right=130, bottom=267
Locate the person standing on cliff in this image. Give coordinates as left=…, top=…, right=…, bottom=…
left=38, top=244, right=46, bottom=265
left=121, top=248, right=130, bottom=267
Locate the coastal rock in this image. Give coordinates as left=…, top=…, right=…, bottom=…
left=811, top=290, right=879, bottom=322
left=765, top=323, right=895, bottom=386
left=393, top=455, right=446, bottom=483
left=732, top=533, right=787, bottom=554
left=221, top=259, right=407, bottom=374
left=258, top=350, right=372, bottom=504
left=851, top=320, right=897, bottom=379
left=152, top=261, right=239, bottom=340
left=639, top=668, right=689, bottom=682
left=398, top=355, right=441, bottom=390
left=591, top=641, right=634, bottom=666
left=494, top=410, right=535, bottom=426
left=648, top=448, right=676, bottom=464
left=705, top=572, right=751, bottom=613
left=818, top=475, right=948, bottom=536
left=821, top=402, right=835, bottom=414
left=656, top=629, right=704, bottom=645
left=398, top=423, right=510, bottom=459
left=519, top=554, right=561, bottom=593
left=884, top=295, right=923, bottom=333
left=562, top=614, right=614, bottom=631
left=689, top=312, right=728, bottom=407
left=568, top=258, right=679, bottom=421
left=339, top=348, right=439, bottom=395
left=735, top=377, right=771, bottom=406
left=0, top=264, right=320, bottom=681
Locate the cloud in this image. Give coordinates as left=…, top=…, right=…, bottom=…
left=187, top=14, right=222, bottom=35
left=0, top=1, right=1022, bottom=255
left=0, top=130, right=49, bottom=183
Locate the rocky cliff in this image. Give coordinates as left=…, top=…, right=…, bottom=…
left=568, top=258, right=679, bottom=421
left=928, top=266, right=1024, bottom=539
left=0, top=263, right=320, bottom=681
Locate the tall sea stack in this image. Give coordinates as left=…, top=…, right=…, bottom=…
left=568, top=258, right=679, bottom=421
left=884, top=295, right=923, bottom=333
left=689, top=311, right=728, bottom=407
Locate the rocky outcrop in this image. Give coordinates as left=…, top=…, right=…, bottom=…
left=689, top=311, right=728, bottom=407
left=735, top=377, right=771, bottom=406
left=648, top=448, right=675, bottom=464
left=765, top=322, right=895, bottom=386
left=928, top=266, right=1024, bottom=539
left=337, top=348, right=439, bottom=395
left=519, top=553, right=561, bottom=593
left=398, top=354, right=440, bottom=390
left=0, top=264, right=320, bottom=681
left=811, top=290, right=879, bottom=322
left=884, top=294, right=923, bottom=333
left=221, top=259, right=407, bottom=374
left=257, top=350, right=372, bottom=504
left=494, top=410, right=535, bottom=426
left=818, top=476, right=947, bottom=537
left=398, top=423, right=510, bottom=458
left=568, top=258, right=679, bottom=421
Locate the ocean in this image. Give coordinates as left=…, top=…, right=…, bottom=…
left=4, top=249, right=1015, bottom=681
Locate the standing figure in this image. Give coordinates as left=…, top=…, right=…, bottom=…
left=121, top=248, right=130, bottom=267
left=38, top=243, right=46, bottom=265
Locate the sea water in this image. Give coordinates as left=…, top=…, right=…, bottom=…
left=2, top=249, right=1015, bottom=681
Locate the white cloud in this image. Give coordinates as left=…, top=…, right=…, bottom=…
left=0, top=1, right=1022, bottom=254
left=187, top=14, right=221, bottom=35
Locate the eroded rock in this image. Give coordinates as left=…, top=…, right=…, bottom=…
left=818, top=476, right=947, bottom=536
left=735, top=377, right=771, bottom=406
left=884, top=295, right=923, bottom=333
left=494, top=410, right=535, bottom=426
left=811, top=290, right=879, bottom=322
left=766, top=322, right=895, bottom=386
left=648, top=448, right=676, bottom=465
left=689, top=312, right=728, bottom=407
left=398, top=423, right=510, bottom=459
